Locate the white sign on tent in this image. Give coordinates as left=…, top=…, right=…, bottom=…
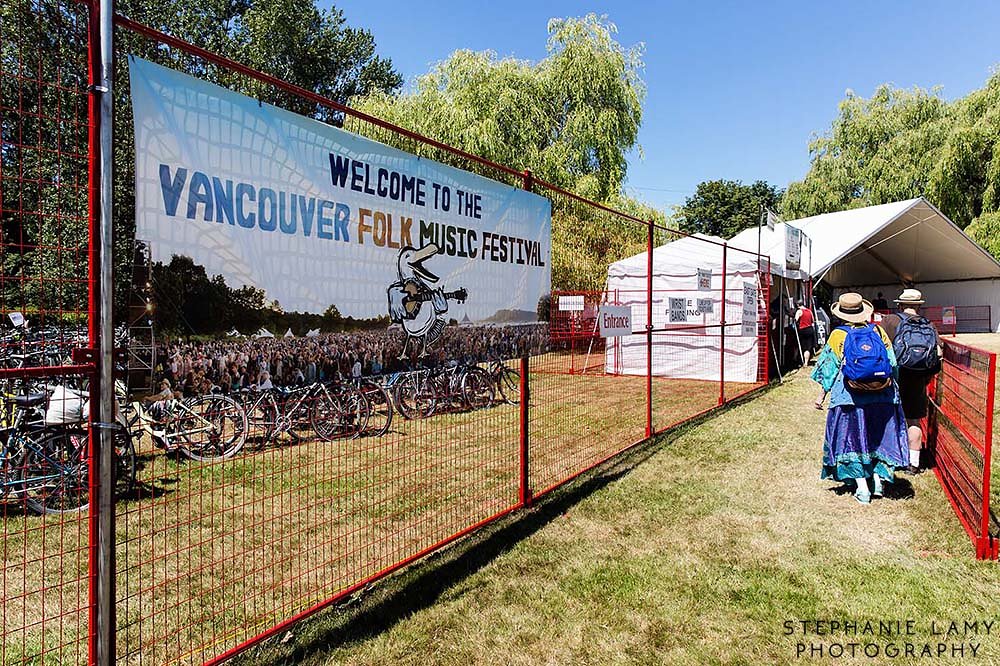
left=741, top=283, right=758, bottom=337
left=697, top=268, right=712, bottom=291
left=668, top=298, right=688, bottom=323
left=785, top=225, right=802, bottom=270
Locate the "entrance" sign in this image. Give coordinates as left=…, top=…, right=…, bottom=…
left=599, top=305, right=633, bottom=337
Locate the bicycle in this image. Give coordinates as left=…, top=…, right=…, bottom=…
left=264, top=381, right=369, bottom=443
left=487, top=357, right=521, bottom=405
left=0, top=393, right=136, bottom=514
left=129, top=393, right=248, bottom=462
left=394, top=364, right=494, bottom=419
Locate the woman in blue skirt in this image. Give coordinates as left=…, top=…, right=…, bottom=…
left=811, top=293, right=909, bottom=504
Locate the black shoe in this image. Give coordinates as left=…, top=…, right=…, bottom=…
left=904, top=465, right=924, bottom=475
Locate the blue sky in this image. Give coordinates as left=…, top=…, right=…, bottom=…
left=328, top=0, right=1000, bottom=212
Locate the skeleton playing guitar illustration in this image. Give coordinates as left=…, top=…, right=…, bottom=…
left=387, top=244, right=467, bottom=358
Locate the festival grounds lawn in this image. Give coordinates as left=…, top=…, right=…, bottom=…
left=239, top=342, right=1000, bottom=666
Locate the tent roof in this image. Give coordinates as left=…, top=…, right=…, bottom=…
left=729, top=197, right=1000, bottom=287
left=609, top=233, right=758, bottom=280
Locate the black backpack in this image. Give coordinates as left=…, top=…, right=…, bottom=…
left=892, top=313, right=940, bottom=373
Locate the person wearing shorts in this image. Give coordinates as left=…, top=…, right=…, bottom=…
left=794, top=300, right=816, bottom=366
left=879, top=289, right=942, bottom=474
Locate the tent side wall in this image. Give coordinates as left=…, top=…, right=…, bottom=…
left=605, top=240, right=764, bottom=383
left=857, top=279, right=1000, bottom=332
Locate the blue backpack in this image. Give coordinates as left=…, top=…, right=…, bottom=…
left=840, top=324, right=892, bottom=386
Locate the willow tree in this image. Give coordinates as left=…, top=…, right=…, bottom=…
left=349, top=14, right=657, bottom=290
left=782, top=71, right=1000, bottom=260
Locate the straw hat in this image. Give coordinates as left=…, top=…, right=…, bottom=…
left=831, top=292, right=874, bottom=323
left=894, top=288, right=925, bottom=305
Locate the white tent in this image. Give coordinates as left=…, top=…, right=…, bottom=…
left=255, top=327, right=274, bottom=338
left=730, top=197, right=1000, bottom=331
left=305, top=328, right=320, bottom=338
left=605, top=234, right=764, bottom=383
left=283, top=328, right=294, bottom=338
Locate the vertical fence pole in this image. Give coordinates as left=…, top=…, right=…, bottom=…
left=719, top=244, right=728, bottom=405
left=91, top=0, right=116, bottom=664
left=646, top=223, right=653, bottom=437
left=979, top=352, right=996, bottom=557
left=519, top=356, right=531, bottom=507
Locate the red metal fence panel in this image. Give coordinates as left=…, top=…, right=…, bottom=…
left=1, top=6, right=775, bottom=665
left=928, top=339, right=998, bottom=559
left=0, top=1, right=99, bottom=664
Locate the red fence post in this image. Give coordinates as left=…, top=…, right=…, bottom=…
left=646, top=223, right=653, bottom=437
left=719, top=243, right=728, bottom=405
left=979, top=352, right=996, bottom=557
left=519, top=355, right=532, bottom=507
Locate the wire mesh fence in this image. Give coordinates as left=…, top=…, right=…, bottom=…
left=0, top=1, right=97, bottom=664
left=928, top=339, right=998, bottom=559
left=1, top=4, right=773, bottom=665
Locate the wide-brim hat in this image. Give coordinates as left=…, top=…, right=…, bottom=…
left=894, top=288, right=925, bottom=305
left=831, top=292, right=874, bottom=323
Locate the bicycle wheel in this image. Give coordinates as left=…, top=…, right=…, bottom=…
left=497, top=364, right=521, bottom=404
left=114, top=423, right=137, bottom=500
left=461, top=367, right=495, bottom=410
left=360, top=380, right=392, bottom=436
left=284, top=391, right=319, bottom=442
left=312, top=386, right=369, bottom=440
left=394, top=375, right=435, bottom=419
left=22, top=427, right=89, bottom=515
left=177, top=394, right=248, bottom=462
left=244, top=391, right=279, bottom=446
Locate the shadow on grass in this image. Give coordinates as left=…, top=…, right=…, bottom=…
left=237, top=383, right=777, bottom=666
left=825, top=477, right=915, bottom=500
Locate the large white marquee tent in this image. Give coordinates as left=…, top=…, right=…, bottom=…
left=730, top=197, right=1000, bottom=331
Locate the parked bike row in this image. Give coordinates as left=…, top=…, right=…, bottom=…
left=0, top=358, right=521, bottom=516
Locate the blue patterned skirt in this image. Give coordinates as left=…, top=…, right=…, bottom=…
left=822, top=402, right=909, bottom=482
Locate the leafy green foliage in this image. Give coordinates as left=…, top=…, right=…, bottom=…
left=151, top=255, right=387, bottom=335
left=349, top=14, right=659, bottom=291
left=783, top=73, right=1000, bottom=260
left=107, top=0, right=403, bottom=321
left=966, top=211, right=1000, bottom=258
left=351, top=14, right=644, bottom=202
left=676, top=180, right=783, bottom=239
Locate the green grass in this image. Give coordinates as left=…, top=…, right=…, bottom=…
left=235, top=368, right=1000, bottom=666
left=3, top=353, right=758, bottom=665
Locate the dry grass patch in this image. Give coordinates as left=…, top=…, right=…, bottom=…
left=236, top=372, right=1000, bottom=666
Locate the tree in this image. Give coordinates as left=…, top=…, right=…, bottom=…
left=676, top=180, right=783, bottom=239
left=350, top=14, right=659, bottom=291
left=350, top=14, right=644, bottom=202
left=782, top=72, right=1000, bottom=252
left=966, top=211, right=1000, bottom=258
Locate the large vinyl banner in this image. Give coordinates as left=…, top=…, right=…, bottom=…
left=129, top=57, right=551, bottom=335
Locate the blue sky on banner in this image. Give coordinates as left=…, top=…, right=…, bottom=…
left=329, top=0, right=1000, bottom=212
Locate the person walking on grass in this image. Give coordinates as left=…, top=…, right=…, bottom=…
left=812, top=293, right=909, bottom=504
left=794, top=299, right=816, bottom=366
left=877, top=289, right=942, bottom=475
